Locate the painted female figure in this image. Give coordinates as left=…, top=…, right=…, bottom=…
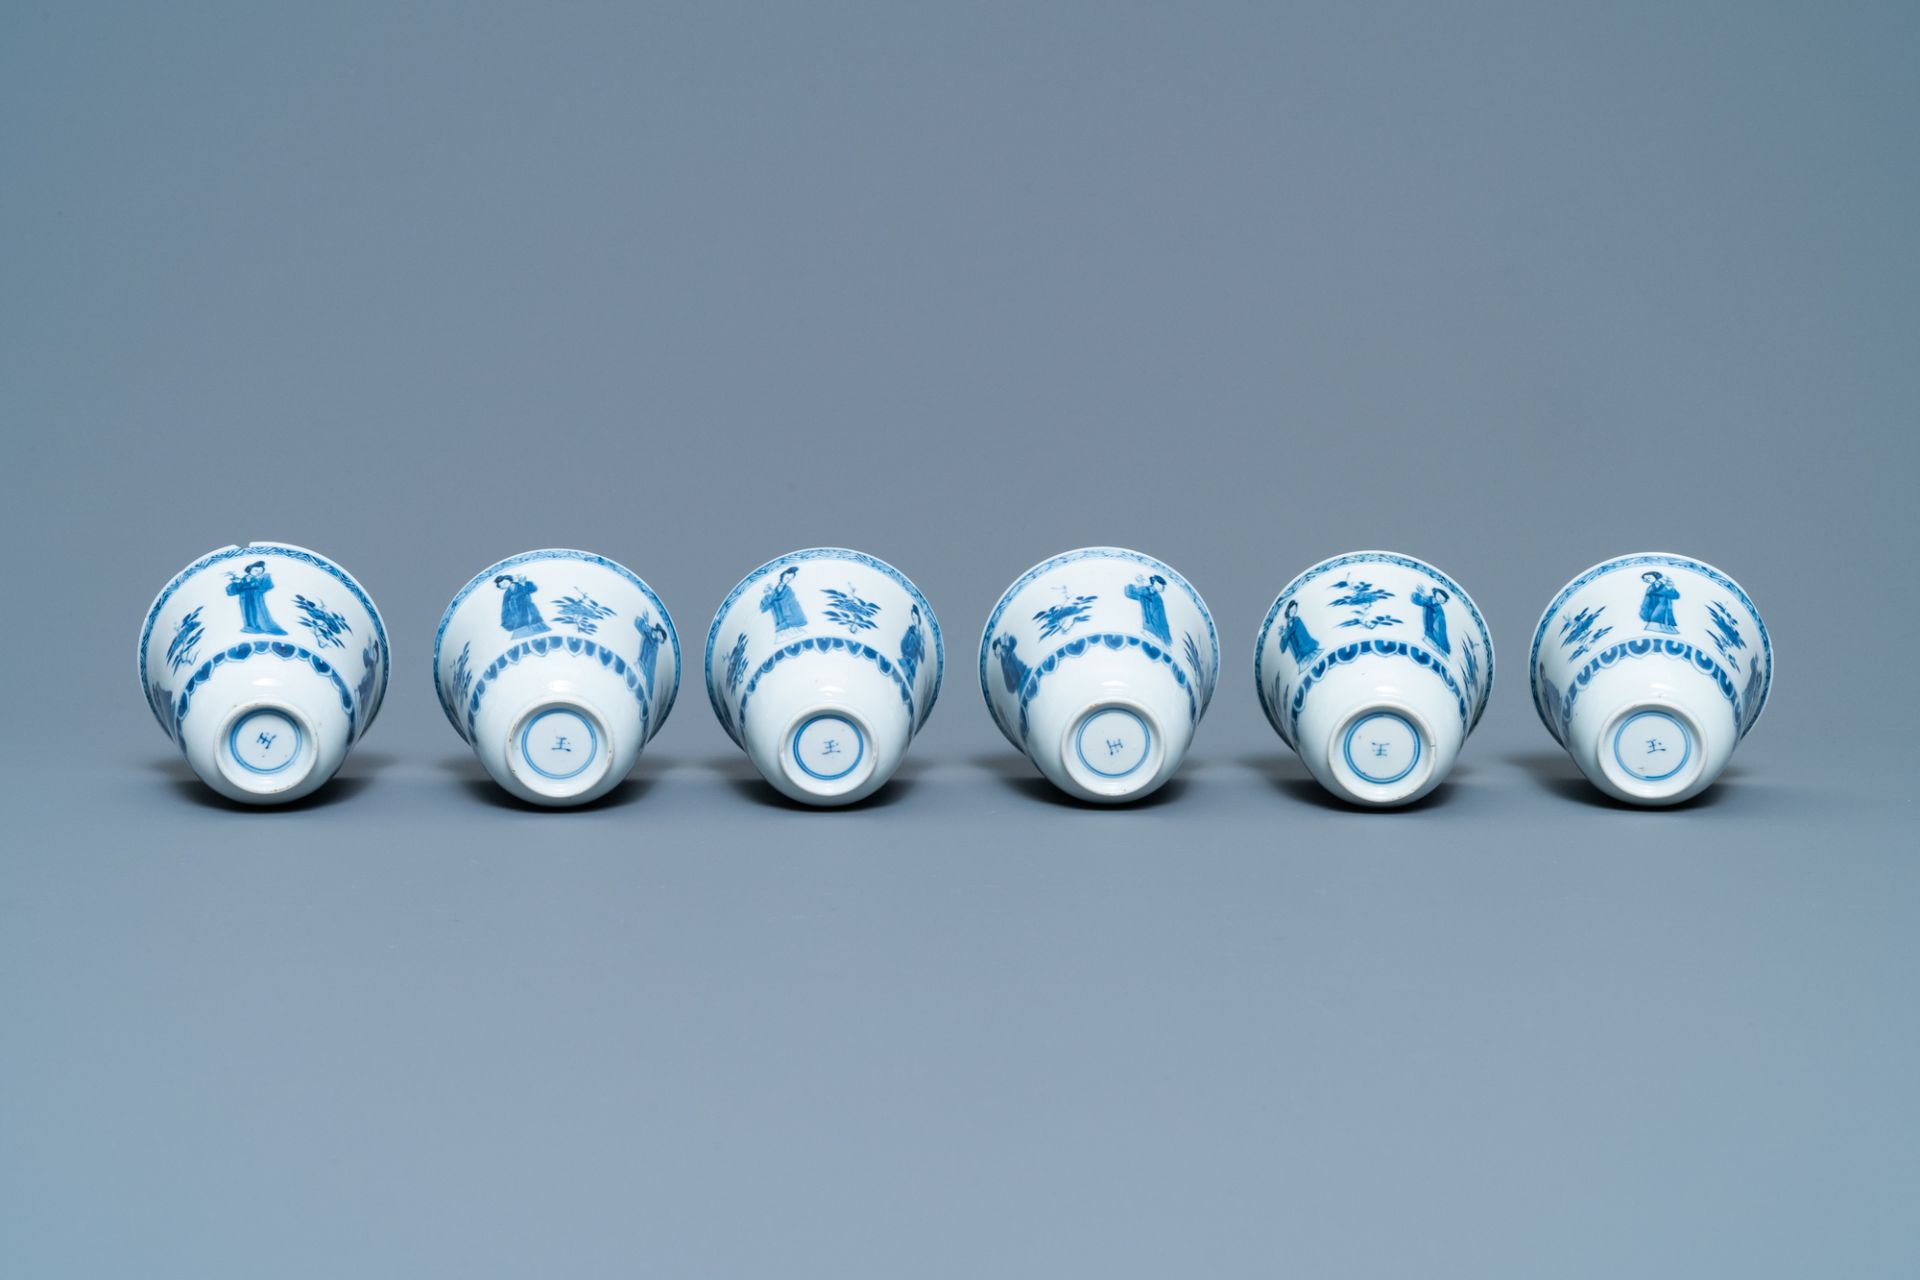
left=760, top=566, right=807, bottom=633
left=635, top=615, right=666, bottom=692
left=898, top=604, right=926, bottom=684
left=1639, top=571, right=1681, bottom=634
left=1276, top=599, right=1320, bottom=663
left=495, top=574, right=550, bottom=638
left=226, top=561, right=288, bottom=635
left=994, top=634, right=1030, bottom=695
left=1125, top=574, right=1172, bottom=643
left=1410, top=585, right=1452, bottom=654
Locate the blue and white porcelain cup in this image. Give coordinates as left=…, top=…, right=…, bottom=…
left=981, top=547, right=1219, bottom=803
left=434, top=550, right=680, bottom=806
left=1255, top=551, right=1493, bottom=806
left=706, top=548, right=942, bottom=806
left=139, top=542, right=390, bottom=804
left=1532, top=552, right=1771, bottom=805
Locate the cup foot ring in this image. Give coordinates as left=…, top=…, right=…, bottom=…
left=1060, top=701, right=1167, bottom=800
left=216, top=702, right=320, bottom=797
left=506, top=701, right=615, bottom=801
left=1596, top=703, right=1706, bottom=801
left=779, top=709, right=877, bottom=799
left=1323, top=703, right=1438, bottom=806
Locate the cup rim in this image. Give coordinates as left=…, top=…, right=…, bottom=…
left=1528, top=551, right=1773, bottom=740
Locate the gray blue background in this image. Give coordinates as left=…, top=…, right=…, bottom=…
left=2, top=2, right=1915, bottom=1274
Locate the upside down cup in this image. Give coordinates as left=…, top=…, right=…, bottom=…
left=1255, top=551, right=1494, bottom=807
left=1532, top=552, right=1771, bottom=805
left=706, top=548, right=942, bottom=806
left=139, top=542, right=389, bottom=804
left=981, top=547, right=1219, bottom=803
left=434, top=549, right=679, bottom=806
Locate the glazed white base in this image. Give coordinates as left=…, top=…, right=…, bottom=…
left=1290, top=662, right=1464, bottom=808
left=470, top=664, right=645, bottom=807
left=1019, top=651, right=1195, bottom=804
left=177, top=664, right=351, bottom=806
left=1563, top=665, right=1734, bottom=806
left=738, top=656, right=911, bottom=807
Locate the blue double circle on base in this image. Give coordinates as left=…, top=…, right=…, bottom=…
left=1341, top=711, right=1421, bottom=786
left=1074, top=708, right=1151, bottom=779
left=790, top=713, right=866, bottom=782
left=1612, top=709, right=1693, bottom=783
left=519, top=708, right=600, bottom=782
left=227, top=708, right=303, bottom=776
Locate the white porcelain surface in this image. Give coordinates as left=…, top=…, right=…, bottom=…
left=1255, top=551, right=1494, bottom=807
left=1531, top=552, right=1771, bottom=805
left=139, top=542, right=389, bottom=804
left=705, top=548, right=942, bottom=806
left=980, top=547, right=1218, bottom=803
left=434, top=549, right=680, bottom=806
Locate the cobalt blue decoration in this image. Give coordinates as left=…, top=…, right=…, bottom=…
left=495, top=574, right=550, bottom=638
left=292, top=593, right=352, bottom=649
left=141, top=543, right=390, bottom=804
left=1125, top=574, right=1172, bottom=643
left=1276, top=600, right=1320, bottom=664
left=1557, top=606, right=1613, bottom=661
left=980, top=547, right=1218, bottom=804
left=760, top=567, right=807, bottom=633
left=226, top=561, right=288, bottom=636
left=552, top=590, right=617, bottom=635
left=1638, top=571, right=1681, bottom=634
left=820, top=584, right=882, bottom=633
left=435, top=549, right=681, bottom=806
left=1531, top=552, right=1772, bottom=805
left=704, top=548, right=943, bottom=806
left=993, top=633, right=1030, bottom=695
left=1257, top=551, right=1493, bottom=807
left=635, top=613, right=666, bottom=692
left=1032, top=589, right=1097, bottom=640
left=899, top=605, right=926, bottom=685
left=166, top=606, right=205, bottom=674
left=1410, top=586, right=1452, bottom=654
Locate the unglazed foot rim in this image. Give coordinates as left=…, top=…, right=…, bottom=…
left=1060, top=700, right=1168, bottom=800
left=215, top=700, right=321, bottom=797
left=505, top=700, right=616, bottom=801
left=778, top=706, right=879, bottom=799
left=1595, top=701, right=1708, bottom=802
left=1323, top=702, right=1439, bottom=806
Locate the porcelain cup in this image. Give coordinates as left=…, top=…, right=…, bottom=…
left=139, top=542, right=390, bottom=804
left=1254, top=551, right=1494, bottom=806
left=705, top=548, right=942, bottom=806
left=435, top=549, right=680, bottom=806
left=1532, top=552, right=1770, bottom=805
left=980, top=547, right=1218, bottom=803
